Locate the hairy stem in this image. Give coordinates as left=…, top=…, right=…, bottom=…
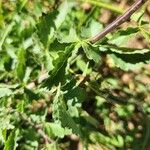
left=89, top=0, right=148, bottom=44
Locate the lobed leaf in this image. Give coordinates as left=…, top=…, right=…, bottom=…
left=42, top=44, right=76, bottom=89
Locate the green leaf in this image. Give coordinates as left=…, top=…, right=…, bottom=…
left=81, top=110, right=99, bottom=128
left=0, top=108, right=14, bottom=130
left=0, top=129, right=6, bottom=144
left=16, top=100, right=25, bottom=113
left=131, top=9, right=145, bottom=23
left=53, top=88, right=82, bottom=136
left=54, top=103, right=82, bottom=136
left=107, top=53, right=150, bottom=71
left=0, top=22, right=15, bottom=51
left=4, top=129, right=19, bottom=150
left=55, top=0, right=69, bottom=29
left=81, top=19, right=103, bottom=38
left=140, top=27, right=150, bottom=43
left=82, top=42, right=101, bottom=63
left=64, top=86, right=86, bottom=103
left=45, top=50, right=54, bottom=72
left=58, top=28, right=79, bottom=43
left=44, top=123, right=71, bottom=138
left=98, top=44, right=150, bottom=71
left=0, top=88, right=12, bottom=98
left=110, top=135, right=124, bottom=147
left=99, top=45, right=150, bottom=54
left=43, top=143, right=59, bottom=150
left=108, top=27, right=139, bottom=46
left=37, top=11, right=58, bottom=46
left=90, top=132, right=113, bottom=148
left=16, top=48, right=26, bottom=81
left=43, top=44, right=78, bottom=89
left=37, top=1, right=69, bottom=47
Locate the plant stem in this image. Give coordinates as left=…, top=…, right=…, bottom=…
left=89, top=0, right=148, bottom=44
left=80, top=0, right=124, bottom=14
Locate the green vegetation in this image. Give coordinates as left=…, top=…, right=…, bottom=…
left=0, top=0, right=150, bottom=150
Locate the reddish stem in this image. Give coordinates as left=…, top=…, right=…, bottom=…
left=89, top=0, right=147, bottom=44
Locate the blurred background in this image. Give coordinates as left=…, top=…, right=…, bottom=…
left=0, top=0, right=150, bottom=150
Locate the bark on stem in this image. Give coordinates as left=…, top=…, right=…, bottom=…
left=89, top=0, right=148, bottom=44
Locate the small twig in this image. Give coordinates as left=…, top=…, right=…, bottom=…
left=89, top=0, right=148, bottom=44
